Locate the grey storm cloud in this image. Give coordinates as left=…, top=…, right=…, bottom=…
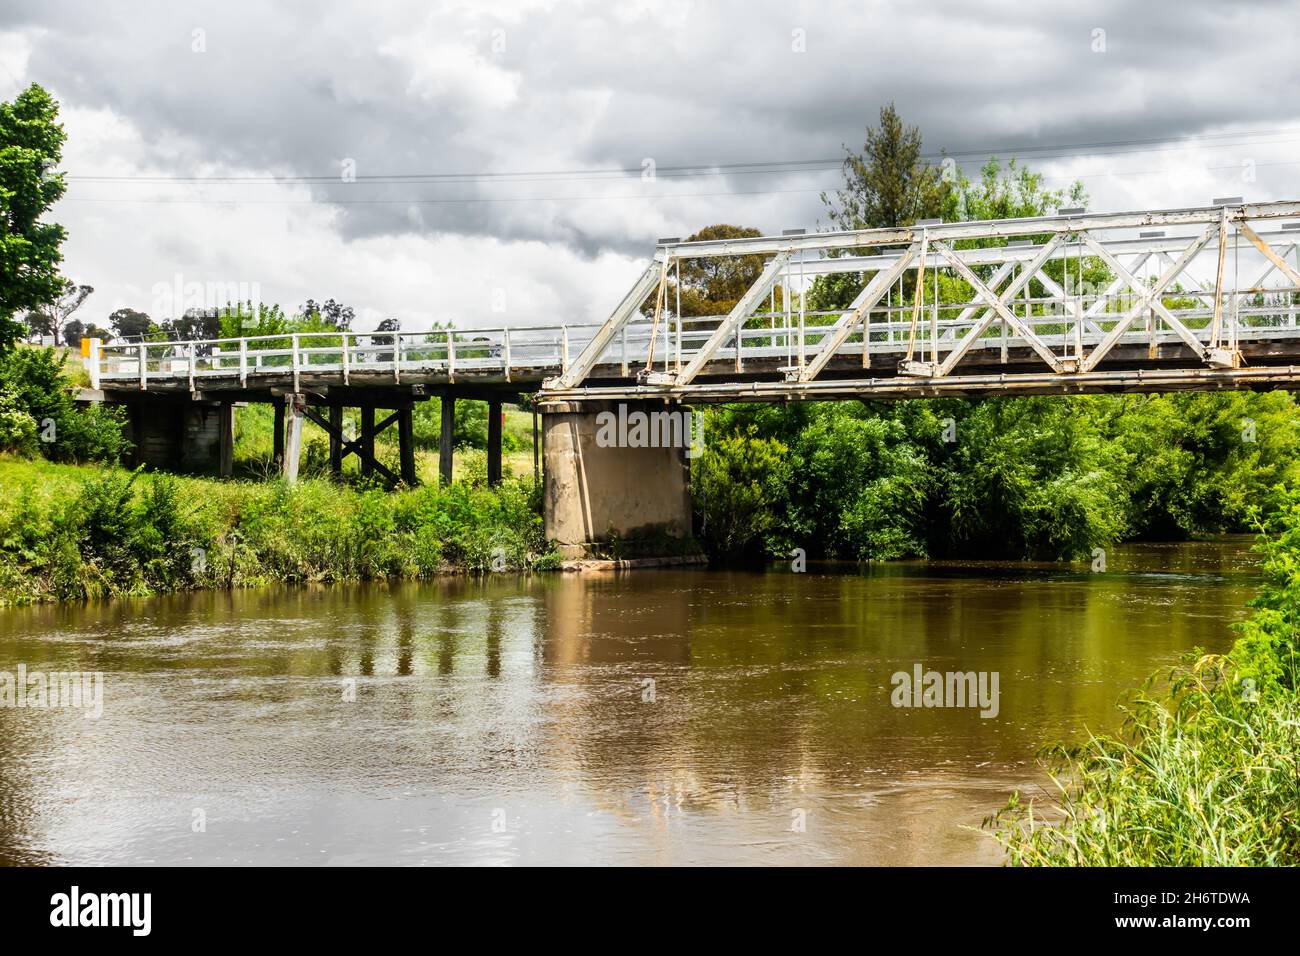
left=6, top=0, right=1300, bottom=256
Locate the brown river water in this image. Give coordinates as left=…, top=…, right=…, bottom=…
left=0, top=539, right=1259, bottom=866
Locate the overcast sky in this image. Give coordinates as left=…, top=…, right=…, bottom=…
left=3, top=0, right=1299, bottom=331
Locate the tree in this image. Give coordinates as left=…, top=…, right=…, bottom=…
left=952, top=156, right=1085, bottom=223
left=63, top=318, right=84, bottom=349
left=163, top=308, right=220, bottom=342
left=109, top=307, right=153, bottom=340
left=639, top=224, right=771, bottom=319
left=36, top=278, right=92, bottom=345
left=0, top=84, right=68, bottom=347
left=821, top=102, right=952, bottom=231
left=672, top=224, right=766, bottom=315
left=371, top=316, right=400, bottom=345
left=302, top=298, right=355, bottom=330
left=23, top=307, right=52, bottom=341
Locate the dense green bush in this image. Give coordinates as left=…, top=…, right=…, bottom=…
left=694, top=392, right=1300, bottom=563
left=693, top=427, right=791, bottom=558
left=0, top=346, right=128, bottom=463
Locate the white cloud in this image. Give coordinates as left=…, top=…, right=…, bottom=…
left=2, top=2, right=1299, bottom=332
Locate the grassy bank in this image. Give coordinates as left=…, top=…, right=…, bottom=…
left=988, top=491, right=1300, bottom=865
left=0, top=456, right=557, bottom=606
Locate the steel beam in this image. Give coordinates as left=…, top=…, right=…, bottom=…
left=934, top=235, right=1066, bottom=376
left=1081, top=234, right=1209, bottom=360
left=625, top=200, right=1300, bottom=260
left=660, top=251, right=792, bottom=387
left=931, top=240, right=1066, bottom=372
left=1079, top=224, right=1217, bottom=372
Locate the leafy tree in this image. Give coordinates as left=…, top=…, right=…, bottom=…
left=0, top=84, right=68, bottom=346
left=821, top=102, right=953, bottom=232
left=637, top=224, right=782, bottom=321
left=22, top=307, right=52, bottom=341
left=672, top=224, right=765, bottom=315
left=217, top=301, right=288, bottom=339
left=62, top=318, right=84, bottom=349
left=162, top=308, right=220, bottom=341
left=0, top=346, right=128, bottom=462
left=0, top=312, right=21, bottom=351
left=692, top=425, right=792, bottom=558
left=302, top=298, right=355, bottom=330
left=23, top=280, right=91, bottom=344
left=371, top=316, right=400, bottom=345
left=953, top=157, right=1085, bottom=223
left=109, top=307, right=153, bottom=340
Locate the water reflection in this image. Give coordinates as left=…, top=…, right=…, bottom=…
left=0, top=539, right=1258, bottom=865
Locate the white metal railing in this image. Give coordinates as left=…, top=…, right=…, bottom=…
left=87, top=290, right=1300, bottom=391
left=92, top=325, right=605, bottom=389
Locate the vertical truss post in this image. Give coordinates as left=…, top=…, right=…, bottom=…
left=661, top=251, right=791, bottom=386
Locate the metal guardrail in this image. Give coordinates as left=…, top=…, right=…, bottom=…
left=88, top=293, right=1300, bottom=392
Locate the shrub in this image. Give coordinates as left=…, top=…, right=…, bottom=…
left=0, top=346, right=128, bottom=463
left=692, top=425, right=791, bottom=558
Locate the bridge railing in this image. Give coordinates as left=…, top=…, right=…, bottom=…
left=94, top=324, right=623, bottom=388
left=89, top=286, right=1300, bottom=391
left=625, top=287, right=1300, bottom=374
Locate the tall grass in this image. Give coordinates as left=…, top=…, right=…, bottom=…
left=988, top=659, right=1300, bottom=865
left=988, top=490, right=1300, bottom=866
left=0, top=455, right=557, bottom=605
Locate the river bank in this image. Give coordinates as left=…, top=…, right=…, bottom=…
left=0, top=456, right=558, bottom=607
left=990, top=492, right=1300, bottom=865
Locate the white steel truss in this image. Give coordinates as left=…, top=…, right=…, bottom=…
left=541, top=200, right=1300, bottom=397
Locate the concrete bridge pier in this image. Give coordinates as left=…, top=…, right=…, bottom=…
left=539, top=400, right=699, bottom=561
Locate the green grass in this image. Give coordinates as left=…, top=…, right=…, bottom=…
left=0, top=454, right=558, bottom=606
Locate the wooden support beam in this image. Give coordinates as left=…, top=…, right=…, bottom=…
left=487, top=398, right=503, bottom=486
left=328, top=406, right=343, bottom=476
left=439, top=396, right=454, bottom=485
left=218, top=403, right=235, bottom=478
left=399, top=406, right=416, bottom=486
left=282, top=393, right=304, bottom=483
left=360, top=406, right=375, bottom=479
left=273, top=401, right=285, bottom=466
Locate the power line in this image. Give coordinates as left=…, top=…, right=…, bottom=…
left=60, top=185, right=832, bottom=206
left=60, top=155, right=1300, bottom=207
left=63, top=126, right=1300, bottom=186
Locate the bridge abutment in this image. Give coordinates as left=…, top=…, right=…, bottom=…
left=540, top=400, right=699, bottom=561
left=117, top=397, right=238, bottom=477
